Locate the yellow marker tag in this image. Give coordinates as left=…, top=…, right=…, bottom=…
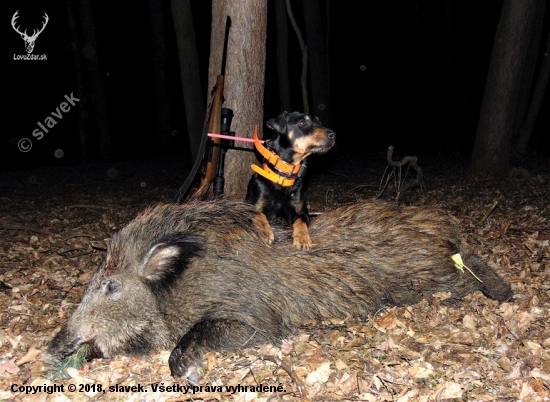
left=451, top=253, right=483, bottom=283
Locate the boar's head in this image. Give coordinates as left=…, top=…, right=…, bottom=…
left=46, top=205, right=203, bottom=364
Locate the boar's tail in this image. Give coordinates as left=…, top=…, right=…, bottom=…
left=462, top=254, right=513, bottom=302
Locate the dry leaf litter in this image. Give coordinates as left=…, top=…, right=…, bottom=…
left=0, top=156, right=549, bottom=401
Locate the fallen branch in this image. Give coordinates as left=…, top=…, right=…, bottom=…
left=168, top=391, right=234, bottom=401
left=64, top=233, right=94, bottom=242
left=66, top=204, right=110, bottom=209
left=260, top=354, right=310, bottom=402
left=0, top=223, right=50, bottom=235
left=57, top=248, right=91, bottom=258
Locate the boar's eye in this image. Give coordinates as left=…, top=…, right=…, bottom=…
left=101, top=279, right=121, bottom=296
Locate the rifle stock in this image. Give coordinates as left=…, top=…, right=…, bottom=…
left=189, top=75, right=224, bottom=200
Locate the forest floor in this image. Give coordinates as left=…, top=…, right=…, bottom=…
left=0, top=152, right=549, bottom=401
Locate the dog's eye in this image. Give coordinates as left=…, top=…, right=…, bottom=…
left=298, top=120, right=307, bottom=128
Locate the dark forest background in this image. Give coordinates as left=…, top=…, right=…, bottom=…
left=3, top=0, right=550, bottom=174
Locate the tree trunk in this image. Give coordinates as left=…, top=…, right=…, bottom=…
left=274, top=0, right=292, bottom=112
left=443, top=0, right=461, bottom=142
left=149, top=0, right=171, bottom=155
left=76, top=0, right=112, bottom=160
left=470, top=0, right=539, bottom=176
left=65, top=0, right=87, bottom=163
left=302, top=0, right=332, bottom=125
left=514, top=15, right=550, bottom=153
left=209, top=0, right=267, bottom=199
left=511, top=0, right=545, bottom=151
left=171, top=0, right=205, bottom=161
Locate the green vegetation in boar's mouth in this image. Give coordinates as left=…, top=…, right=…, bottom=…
left=50, top=344, right=90, bottom=380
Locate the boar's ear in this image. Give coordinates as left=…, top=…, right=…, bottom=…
left=141, top=239, right=201, bottom=292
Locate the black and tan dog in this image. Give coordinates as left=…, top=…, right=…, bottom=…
left=246, top=111, right=336, bottom=249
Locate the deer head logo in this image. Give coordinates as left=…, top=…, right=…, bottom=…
left=11, top=11, right=49, bottom=54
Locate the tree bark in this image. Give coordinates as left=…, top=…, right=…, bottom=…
left=511, top=0, right=546, bottom=151
left=171, top=0, right=205, bottom=161
left=514, top=12, right=550, bottom=153
left=209, top=0, right=267, bottom=199
left=470, top=0, right=539, bottom=176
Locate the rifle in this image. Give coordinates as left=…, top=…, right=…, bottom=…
left=174, top=16, right=232, bottom=203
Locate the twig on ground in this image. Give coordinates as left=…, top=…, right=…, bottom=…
left=480, top=200, right=499, bottom=224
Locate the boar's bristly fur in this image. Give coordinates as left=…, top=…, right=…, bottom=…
left=46, top=199, right=512, bottom=382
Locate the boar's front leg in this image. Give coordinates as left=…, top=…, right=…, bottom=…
left=169, top=319, right=263, bottom=383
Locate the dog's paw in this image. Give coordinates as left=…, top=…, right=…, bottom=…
left=265, top=230, right=275, bottom=244
left=292, top=235, right=312, bottom=250
left=292, top=221, right=312, bottom=250
left=253, top=213, right=275, bottom=244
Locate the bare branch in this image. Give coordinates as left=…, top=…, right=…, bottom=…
left=286, top=0, right=309, bottom=113
left=379, top=145, right=423, bottom=201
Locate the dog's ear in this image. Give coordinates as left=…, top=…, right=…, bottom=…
left=266, top=112, right=288, bottom=134
left=264, top=133, right=279, bottom=150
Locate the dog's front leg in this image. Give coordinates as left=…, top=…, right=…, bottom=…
left=292, top=218, right=312, bottom=250
left=253, top=212, right=275, bottom=244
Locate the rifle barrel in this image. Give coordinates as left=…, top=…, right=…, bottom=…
left=220, top=16, right=231, bottom=77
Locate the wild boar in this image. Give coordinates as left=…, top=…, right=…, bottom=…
left=46, top=199, right=512, bottom=382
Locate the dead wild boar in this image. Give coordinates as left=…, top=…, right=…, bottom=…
left=45, top=199, right=512, bottom=382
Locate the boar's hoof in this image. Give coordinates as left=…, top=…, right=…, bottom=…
left=169, top=319, right=256, bottom=383
left=168, top=346, right=203, bottom=384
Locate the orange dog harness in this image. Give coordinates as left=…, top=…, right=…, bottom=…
left=251, top=125, right=306, bottom=187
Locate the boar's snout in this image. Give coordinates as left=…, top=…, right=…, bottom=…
left=44, top=325, right=84, bottom=364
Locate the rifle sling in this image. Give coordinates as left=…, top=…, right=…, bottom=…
left=173, top=89, right=217, bottom=203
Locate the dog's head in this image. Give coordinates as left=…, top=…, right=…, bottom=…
left=265, top=112, right=336, bottom=164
